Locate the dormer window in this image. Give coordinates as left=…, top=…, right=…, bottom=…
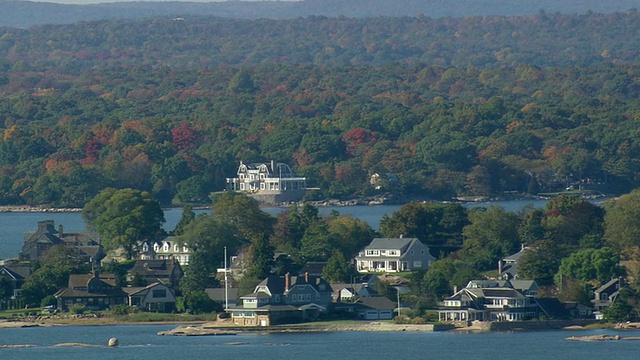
left=153, top=243, right=159, bottom=252
left=174, top=244, right=179, bottom=252
left=163, top=243, right=169, bottom=252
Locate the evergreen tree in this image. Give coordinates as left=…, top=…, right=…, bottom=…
left=173, top=204, right=196, bottom=236
left=244, top=234, right=275, bottom=280
left=322, top=251, right=350, bottom=283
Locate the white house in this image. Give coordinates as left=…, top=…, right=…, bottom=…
left=139, top=237, right=190, bottom=266
left=226, top=160, right=306, bottom=204
left=355, top=237, right=436, bottom=273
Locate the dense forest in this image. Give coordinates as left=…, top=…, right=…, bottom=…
left=1, top=12, right=640, bottom=206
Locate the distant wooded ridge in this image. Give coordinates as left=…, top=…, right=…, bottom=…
left=2, top=12, right=640, bottom=207
left=0, top=0, right=638, bottom=28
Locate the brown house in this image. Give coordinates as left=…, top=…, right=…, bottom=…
left=20, top=220, right=103, bottom=263
left=127, top=259, right=183, bottom=288
left=55, top=272, right=128, bottom=311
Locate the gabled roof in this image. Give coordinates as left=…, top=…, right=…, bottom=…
left=253, top=274, right=332, bottom=296
left=0, top=265, right=31, bottom=281
left=365, top=238, right=417, bottom=251
left=130, top=259, right=181, bottom=277
left=595, top=277, right=622, bottom=294
left=503, top=247, right=529, bottom=263
left=123, top=282, right=172, bottom=296
left=55, top=273, right=125, bottom=298
left=205, top=288, right=239, bottom=302
left=299, top=262, right=327, bottom=277
left=356, top=296, right=396, bottom=310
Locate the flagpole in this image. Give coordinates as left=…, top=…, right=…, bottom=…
left=224, top=246, right=228, bottom=311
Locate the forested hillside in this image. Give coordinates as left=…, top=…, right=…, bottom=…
left=1, top=12, right=640, bottom=206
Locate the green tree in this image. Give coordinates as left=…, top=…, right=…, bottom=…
left=555, top=247, right=625, bottom=285
left=322, top=251, right=351, bottom=283
left=177, top=214, right=244, bottom=276
left=20, top=245, right=89, bottom=306
left=518, top=240, right=562, bottom=286
left=211, top=192, right=275, bottom=242
left=459, top=206, right=521, bottom=271
left=244, top=234, right=275, bottom=280
left=173, top=204, right=196, bottom=236
left=604, top=190, right=640, bottom=258
left=180, top=252, right=217, bottom=295
left=379, top=202, right=468, bottom=255
left=83, top=188, right=165, bottom=259
left=184, top=290, right=220, bottom=314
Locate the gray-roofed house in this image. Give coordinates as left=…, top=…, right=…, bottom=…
left=0, top=261, right=31, bottom=299
left=54, top=272, right=128, bottom=311
left=355, top=237, right=435, bottom=273
left=20, top=220, right=104, bottom=263
left=593, top=277, right=623, bottom=312
left=498, top=246, right=530, bottom=280
left=139, top=237, right=191, bottom=266
left=226, top=272, right=333, bottom=326
left=124, top=282, right=177, bottom=312
left=438, top=279, right=541, bottom=322
left=127, top=259, right=183, bottom=288
left=205, top=287, right=239, bottom=308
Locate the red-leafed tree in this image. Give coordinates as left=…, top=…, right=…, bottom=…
left=171, top=122, right=198, bottom=151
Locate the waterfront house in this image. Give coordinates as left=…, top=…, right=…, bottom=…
left=355, top=237, right=435, bottom=273
left=0, top=261, right=31, bottom=299
left=139, top=237, right=191, bottom=266
left=438, top=280, right=541, bottom=322
left=226, top=272, right=333, bottom=326
left=127, top=259, right=183, bottom=288
left=225, top=160, right=306, bottom=204
left=498, top=246, right=530, bottom=280
left=55, top=272, right=128, bottom=311
left=332, top=296, right=397, bottom=320
left=124, top=282, right=177, bottom=312
left=592, top=277, right=623, bottom=312
left=20, top=220, right=103, bottom=263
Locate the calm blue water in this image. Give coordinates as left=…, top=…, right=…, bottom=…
left=0, top=324, right=638, bottom=360
left=0, top=201, right=548, bottom=261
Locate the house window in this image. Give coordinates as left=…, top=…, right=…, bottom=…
left=601, top=293, right=608, bottom=301
left=153, top=289, right=167, bottom=298
left=421, top=249, right=425, bottom=255
left=413, top=261, right=422, bottom=268
left=365, top=250, right=379, bottom=256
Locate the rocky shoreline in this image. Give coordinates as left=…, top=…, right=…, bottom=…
left=157, top=321, right=453, bottom=336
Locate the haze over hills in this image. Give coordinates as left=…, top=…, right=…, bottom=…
left=0, top=0, right=638, bottom=28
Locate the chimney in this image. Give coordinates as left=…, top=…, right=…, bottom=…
left=271, top=160, right=276, bottom=173
left=285, top=272, right=290, bottom=291
left=305, top=272, right=309, bottom=283
left=453, top=285, right=458, bottom=293
left=498, top=260, right=502, bottom=276
left=58, top=225, right=63, bottom=238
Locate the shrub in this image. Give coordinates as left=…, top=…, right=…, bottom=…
left=40, top=295, right=57, bottom=308
left=69, top=305, right=86, bottom=314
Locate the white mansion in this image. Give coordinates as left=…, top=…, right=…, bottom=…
left=226, top=160, right=306, bottom=204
